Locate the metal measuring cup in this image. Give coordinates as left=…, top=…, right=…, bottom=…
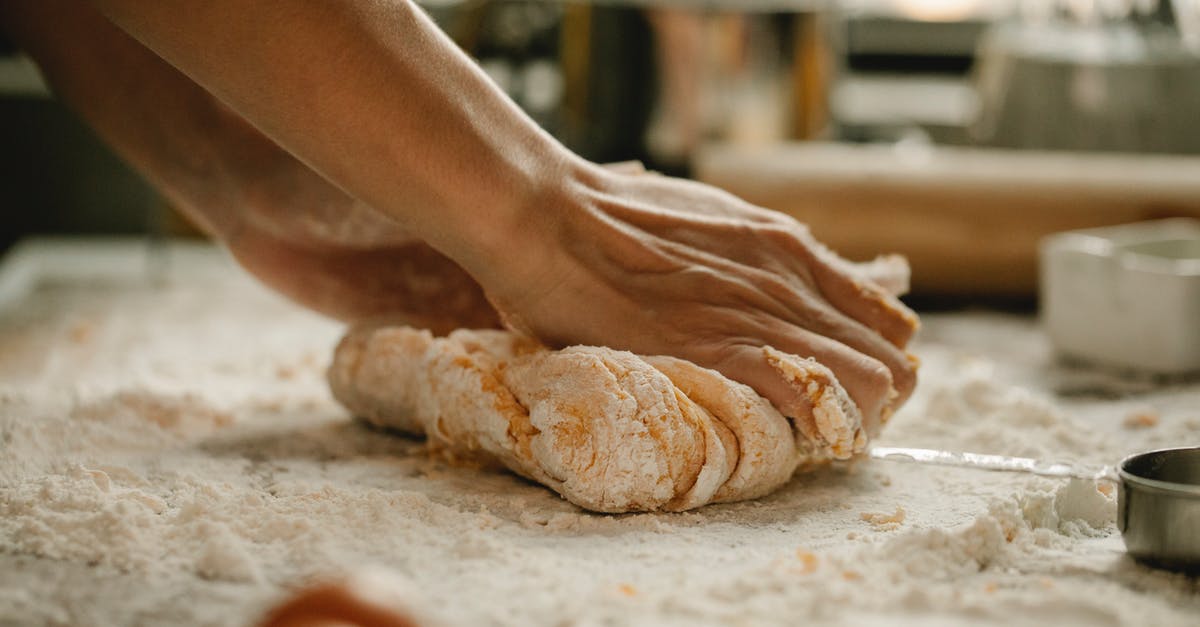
left=870, top=445, right=1200, bottom=573
left=1118, top=446, right=1200, bottom=572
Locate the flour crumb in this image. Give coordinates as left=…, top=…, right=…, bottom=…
left=82, top=467, right=112, bottom=492
left=861, top=506, right=906, bottom=530
left=195, top=521, right=261, bottom=583
left=68, top=321, right=95, bottom=344
left=795, top=550, right=820, bottom=574
left=1053, top=478, right=1116, bottom=534
left=1123, top=409, right=1159, bottom=429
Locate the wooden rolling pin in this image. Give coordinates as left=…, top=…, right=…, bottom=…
left=694, top=142, right=1200, bottom=296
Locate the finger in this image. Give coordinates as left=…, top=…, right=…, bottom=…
left=696, top=333, right=892, bottom=456
left=618, top=211, right=919, bottom=351
left=847, top=254, right=911, bottom=297
left=619, top=234, right=917, bottom=413
left=811, top=261, right=917, bottom=349
left=699, top=261, right=916, bottom=412
left=607, top=221, right=918, bottom=411
left=779, top=294, right=917, bottom=410
left=602, top=160, right=647, bottom=175
left=774, top=231, right=919, bottom=349
left=751, top=322, right=897, bottom=436
left=763, top=346, right=871, bottom=457
left=696, top=341, right=876, bottom=459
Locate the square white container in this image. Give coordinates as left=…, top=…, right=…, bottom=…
left=1040, top=219, right=1200, bottom=375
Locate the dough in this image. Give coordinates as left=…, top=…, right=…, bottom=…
left=328, top=326, right=869, bottom=513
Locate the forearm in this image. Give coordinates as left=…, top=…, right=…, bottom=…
left=2, top=0, right=504, bottom=325
left=0, top=0, right=392, bottom=248
left=1, top=2, right=237, bottom=236
left=88, top=0, right=585, bottom=282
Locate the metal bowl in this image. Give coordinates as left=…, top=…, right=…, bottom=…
left=972, top=20, right=1200, bottom=154
left=1118, top=446, right=1200, bottom=572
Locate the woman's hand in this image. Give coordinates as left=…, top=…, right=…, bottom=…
left=222, top=173, right=501, bottom=334
left=482, top=163, right=919, bottom=435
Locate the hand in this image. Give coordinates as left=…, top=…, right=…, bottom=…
left=484, top=163, right=919, bottom=435
left=227, top=224, right=500, bottom=334
left=220, top=162, right=651, bottom=332
left=220, top=161, right=500, bottom=333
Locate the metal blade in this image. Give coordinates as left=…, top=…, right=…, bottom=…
left=869, top=446, right=1114, bottom=481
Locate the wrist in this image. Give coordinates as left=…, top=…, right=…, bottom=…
left=442, top=150, right=602, bottom=296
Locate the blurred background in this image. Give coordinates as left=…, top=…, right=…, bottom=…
left=3, top=0, right=1200, bottom=305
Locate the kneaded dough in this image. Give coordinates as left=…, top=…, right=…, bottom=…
left=328, top=326, right=869, bottom=513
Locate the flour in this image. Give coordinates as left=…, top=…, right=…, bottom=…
left=1035, top=478, right=1116, bottom=535
left=1, top=247, right=1198, bottom=626
left=891, top=360, right=1115, bottom=461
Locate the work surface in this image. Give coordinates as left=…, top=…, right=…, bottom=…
left=1, top=240, right=1197, bottom=626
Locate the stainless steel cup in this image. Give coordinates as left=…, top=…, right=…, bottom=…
left=1118, top=446, right=1200, bottom=573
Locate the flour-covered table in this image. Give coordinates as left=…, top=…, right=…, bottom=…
left=1, top=238, right=1196, bottom=626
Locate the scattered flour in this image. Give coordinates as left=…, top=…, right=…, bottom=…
left=889, top=360, right=1115, bottom=461
left=1021, top=478, right=1117, bottom=537
left=0, top=245, right=1198, bottom=626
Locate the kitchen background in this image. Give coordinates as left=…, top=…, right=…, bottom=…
left=3, top=0, right=1199, bottom=304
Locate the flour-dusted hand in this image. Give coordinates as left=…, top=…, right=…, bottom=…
left=479, top=164, right=919, bottom=440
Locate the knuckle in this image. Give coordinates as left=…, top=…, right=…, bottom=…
left=705, top=335, right=754, bottom=365
left=757, top=223, right=803, bottom=250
